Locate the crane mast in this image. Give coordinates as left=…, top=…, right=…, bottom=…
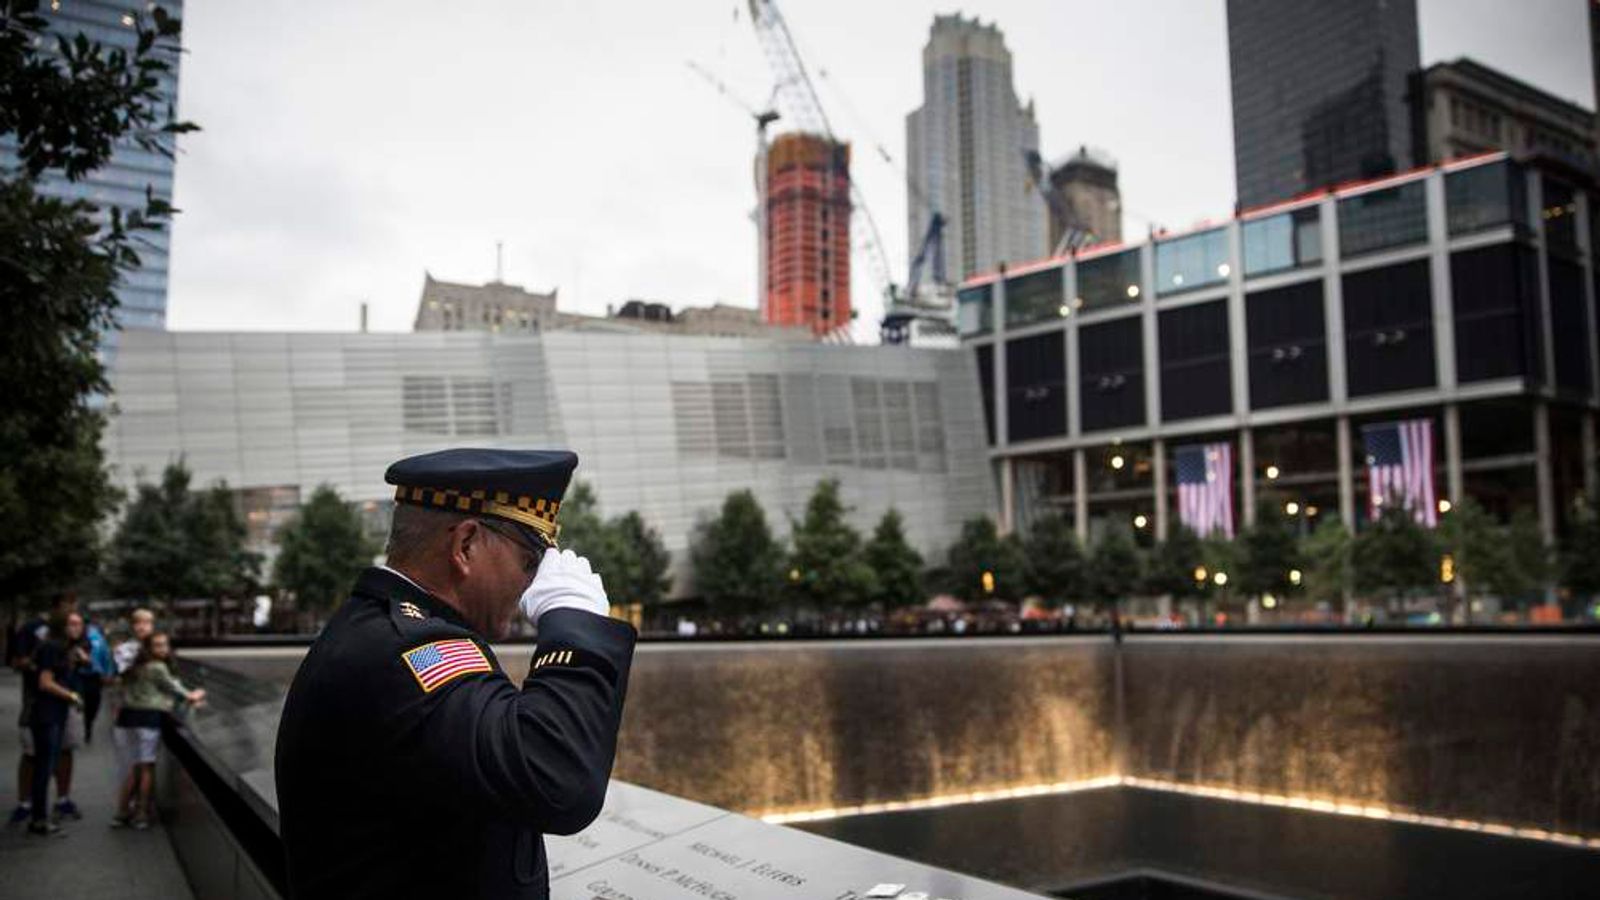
left=745, top=0, right=899, bottom=337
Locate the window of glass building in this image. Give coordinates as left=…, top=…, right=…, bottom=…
left=957, top=284, right=993, bottom=336
left=1446, top=160, right=1525, bottom=235
left=1542, top=177, right=1578, bottom=255
left=1242, top=207, right=1322, bottom=276
left=1006, top=333, right=1067, bottom=442
left=1079, top=316, right=1145, bottom=432
left=1074, top=249, right=1142, bottom=311
left=1004, top=267, right=1066, bottom=327
left=975, top=343, right=996, bottom=445
left=1337, top=180, right=1428, bottom=257
left=1155, top=228, right=1229, bottom=295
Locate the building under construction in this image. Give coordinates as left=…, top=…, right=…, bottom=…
left=763, top=132, right=852, bottom=336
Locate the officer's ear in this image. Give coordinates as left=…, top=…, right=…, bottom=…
left=447, top=518, right=482, bottom=577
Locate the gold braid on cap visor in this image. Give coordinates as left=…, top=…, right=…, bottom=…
left=394, top=486, right=561, bottom=545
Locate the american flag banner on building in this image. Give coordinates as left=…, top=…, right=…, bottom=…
left=1362, top=418, right=1437, bottom=527
left=1175, top=442, right=1235, bottom=539
left=403, top=639, right=492, bottom=693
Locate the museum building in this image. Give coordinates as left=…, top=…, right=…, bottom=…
left=961, top=152, right=1598, bottom=548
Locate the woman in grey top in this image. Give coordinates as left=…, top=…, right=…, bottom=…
left=111, top=632, right=205, bottom=828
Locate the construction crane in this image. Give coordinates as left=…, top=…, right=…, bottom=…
left=1024, top=149, right=1098, bottom=256
left=813, top=69, right=956, bottom=343
left=685, top=61, right=780, bottom=315
left=747, top=0, right=954, bottom=344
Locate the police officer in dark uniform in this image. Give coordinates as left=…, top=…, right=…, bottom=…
left=276, top=449, right=636, bottom=899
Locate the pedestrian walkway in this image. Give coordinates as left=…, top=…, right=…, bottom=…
left=0, top=671, right=194, bottom=899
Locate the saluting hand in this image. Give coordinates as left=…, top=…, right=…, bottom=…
left=519, top=548, right=610, bottom=624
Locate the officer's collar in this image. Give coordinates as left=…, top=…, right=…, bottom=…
left=353, top=566, right=473, bottom=631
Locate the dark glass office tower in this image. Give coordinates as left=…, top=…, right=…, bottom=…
left=1227, top=0, right=1419, bottom=209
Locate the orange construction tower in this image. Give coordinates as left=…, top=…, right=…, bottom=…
left=763, top=132, right=851, bottom=337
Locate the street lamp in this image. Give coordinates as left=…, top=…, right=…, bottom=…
left=1288, top=568, right=1303, bottom=586
left=1213, top=571, right=1228, bottom=587
left=1265, top=464, right=1280, bottom=480
left=1193, top=565, right=1208, bottom=584
left=1284, top=501, right=1300, bottom=516
left=981, top=570, right=995, bottom=594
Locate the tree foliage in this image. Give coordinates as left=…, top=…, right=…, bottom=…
left=1086, top=528, right=1142, bottom=607
left=0, top=2, right=192, bottom=603
left=1144, top=525, right=1205, bottom=598
left=945, top=516, right=1026, bottom=602
left=1022, top=514, right=1084, bottom=605
left=1351, top=505, right=1439, bottom=598
left=606, top=510, right=672, bottom=609
left=864, top=508, right=924, bottom=610
left=107, top=461, right=259, bottom=600
left=273, top=484, right=374, bottom=614
left=1560, top=498, right=1600, bottom=598
left=1299, top=517, right=1351, bottom=608
left=559, top=482, right=674, bottom=609
left=787, top=480, right=877, bottom=609
left=553, top=482, right=607, bottom=559
left=690, top=490, right=784, bottom=615
left=1239, top=496, right=1302, bottom=598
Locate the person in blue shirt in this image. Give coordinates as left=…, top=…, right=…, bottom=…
left=80, top=618, right=116, bottom=744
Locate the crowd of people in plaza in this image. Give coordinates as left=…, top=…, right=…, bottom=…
left=5, top=596, right=205, bottom=837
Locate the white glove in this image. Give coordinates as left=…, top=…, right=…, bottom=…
left=519, top=548, right=609, bottom=624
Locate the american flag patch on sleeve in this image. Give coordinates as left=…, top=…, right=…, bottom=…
left=403, top=639, right=492, bottom=693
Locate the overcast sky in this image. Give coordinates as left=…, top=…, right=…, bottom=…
left=165, top=0, right=1594, bottom=339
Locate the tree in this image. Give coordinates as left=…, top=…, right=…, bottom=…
left=0, top=3, right=192, bottom=605
left=1022, top=514, right=1084, bottom=605
left=607, top=511, right=672, bottom=609
left=690, top=490, right=784, bottom=616
left=787, top=480, right=876, bottom=610
left=1440, top=497, right=1511, bottom=601
left=106, top=461, right=259, bottom=601
left=107, top=463, right=192, bottom=600
left=945, top=516, right=1026, bottom=602
left=273, top=485, right=377, bottom=618
left=1504, top=508, right=1549, bottom=601
left=1086, top=529, right=1142, bottom=608
left=554, top=482, right=672, bottom=609
left=187, top=483, right=261, bottom=598
left=1144, top=525, right=1205, bottom=599
left=1560, top=498, right=1600, bottom=599
left=1239, top=496, right=1302, bottom=599
left=554, top=482, right=605, bottom=556
left=1299, top=518, right=1351, bottom=609
left=864, top=508, right=924, bottom=610
left=1351, top=505, right=1439, bottom=599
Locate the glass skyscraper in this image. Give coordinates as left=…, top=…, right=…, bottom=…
left=1227, top=0, right=1419, bottom=210
left=3, top=0, right=184, bottom=331
left=906, top=14, right=1047, bottom=281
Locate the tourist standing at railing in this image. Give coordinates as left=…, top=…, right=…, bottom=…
left=113, top=608, right=156, bottom=675
left=24, top=610, right=92, bottom=836
left=112, top=632, right=206, bottom=829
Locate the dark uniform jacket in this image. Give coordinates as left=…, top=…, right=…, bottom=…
left=275, top=567, right=636, bottom=899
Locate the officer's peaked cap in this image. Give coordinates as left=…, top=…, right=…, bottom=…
left=385, top=448, right=578, bottom=547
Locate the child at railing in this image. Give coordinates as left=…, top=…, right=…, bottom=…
left=111, top=632, right=206, bottom=829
